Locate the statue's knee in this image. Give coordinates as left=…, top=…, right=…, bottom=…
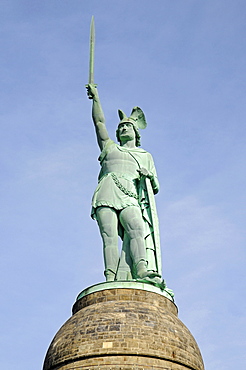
left=100, top=222, right=115, bottom=237
left=101, top=232, right=118, bottom=248
left=128, top=227, right=144, bottom=239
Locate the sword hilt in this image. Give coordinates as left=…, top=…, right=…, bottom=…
left=85, top=83, right=97, bottom=99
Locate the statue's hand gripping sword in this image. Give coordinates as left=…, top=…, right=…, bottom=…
left=86, top=16, right=97, bottom=99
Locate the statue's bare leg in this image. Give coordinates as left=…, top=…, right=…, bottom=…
left=119, top=206, right=148, bottom=278
left=96, top=206, right=119, bottom=281
left=115, top=233, right=133, bottom=280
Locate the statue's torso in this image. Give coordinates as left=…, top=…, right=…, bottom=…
left=99, top=144, right=140, bottom=181
left=91, top=141, right=149, bottom=217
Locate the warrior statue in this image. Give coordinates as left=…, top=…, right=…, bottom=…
left=86, top=84, right=162, bottom=285
left=86, top=17, right=163, bottom=287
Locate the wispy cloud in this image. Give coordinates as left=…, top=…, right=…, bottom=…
left=162, top=195, right=241, bottom=255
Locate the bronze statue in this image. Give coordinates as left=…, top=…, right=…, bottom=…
left=86, top=17, right=165, bottom=288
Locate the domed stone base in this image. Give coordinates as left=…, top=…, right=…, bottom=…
left=43, top=285, right=204, bottom=370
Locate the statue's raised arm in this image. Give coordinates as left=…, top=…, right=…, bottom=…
left=86, top=84, right=110, bottom=151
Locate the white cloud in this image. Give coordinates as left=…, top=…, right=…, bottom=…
left=162, top=195, right=240, bottom=255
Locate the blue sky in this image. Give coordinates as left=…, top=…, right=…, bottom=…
left=1, top=1, right=246, bottom=369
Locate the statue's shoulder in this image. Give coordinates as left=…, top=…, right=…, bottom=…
left=132, top=147, right=149, bottom=154
left=98, top=139, right=116, bottom=162
left=135, top=148, right=155, bottom=165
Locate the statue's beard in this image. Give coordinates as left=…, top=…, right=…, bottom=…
left=119, top=133, right=135, bottom=143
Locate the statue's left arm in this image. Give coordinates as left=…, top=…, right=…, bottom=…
left=138, top=154, right=159, bottom=194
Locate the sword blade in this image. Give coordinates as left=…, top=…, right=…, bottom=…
left=88, top=16, right=95, bottom=84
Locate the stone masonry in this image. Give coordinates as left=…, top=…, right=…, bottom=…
left=43, top=287, right=204, bottom=370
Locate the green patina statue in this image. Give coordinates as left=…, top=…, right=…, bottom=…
left=85, top=17, right=172, bottom=292
left=86, top=84, right=163, bottom=287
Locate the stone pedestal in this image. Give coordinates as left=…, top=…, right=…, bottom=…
left=43, top=283, right=204, bottom=370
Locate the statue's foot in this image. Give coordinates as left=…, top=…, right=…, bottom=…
left=140, top=275, right=162, bottom=284
left=104, top=270, right=116, bottom=282
left=136, top=260, right=149, bottom=279
left=136, top=260, right=163, bottom=284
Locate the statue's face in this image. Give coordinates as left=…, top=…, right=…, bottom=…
left=118, top=122, right=135, bottom=142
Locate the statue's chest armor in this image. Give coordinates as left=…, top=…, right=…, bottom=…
left=102, top=147, right=139, bottom=177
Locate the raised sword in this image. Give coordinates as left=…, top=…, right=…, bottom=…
left=86, top=16, right=97, bottom=98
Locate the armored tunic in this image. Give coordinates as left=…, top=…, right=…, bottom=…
left=91, top=140, right=159, bottom=219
